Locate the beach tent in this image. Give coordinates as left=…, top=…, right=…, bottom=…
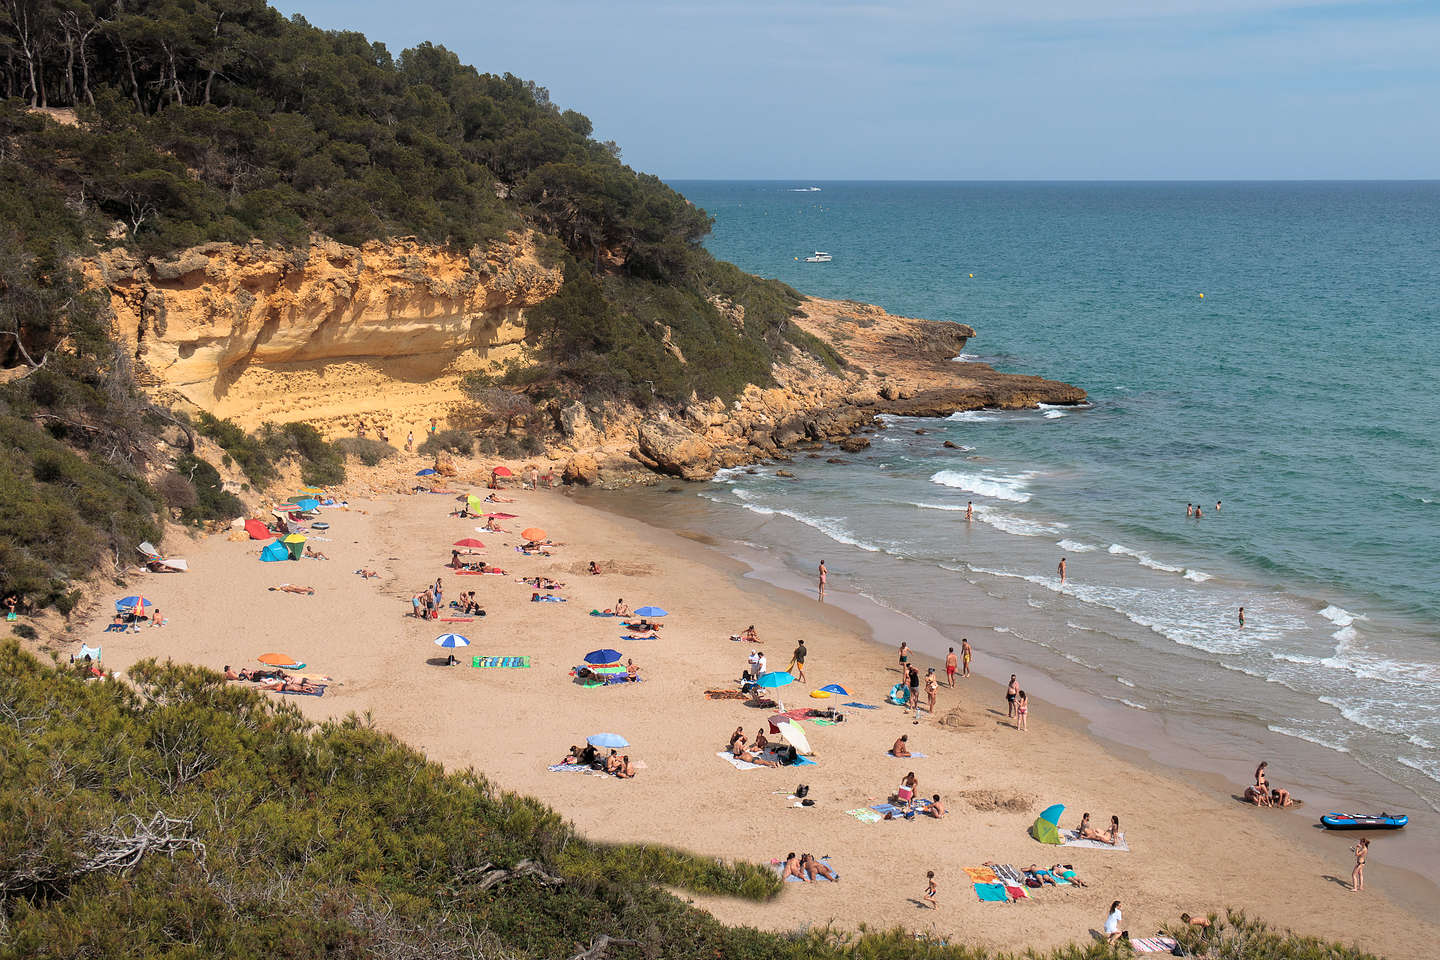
left=1030, top=803, right=1065, bottom=844
left=467, top=494, right=485, bottom=514
left=282, top=534, right=307, bottom=559
left=244, top=518, right=272, bottom=540
left=260, top=541, right=291, bottom=562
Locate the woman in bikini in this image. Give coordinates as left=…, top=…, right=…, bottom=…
left=1351, top=838, right=1369, bottom=891
left=1105, top=815, right=1121, bottom=845
left=802, top=853, right=837, bottom=881
left=1077, top=812, right=1105, bottom=842
left=1016, top=690, right=1029, bottom=731
left=781, top=853, right=807, bottom=882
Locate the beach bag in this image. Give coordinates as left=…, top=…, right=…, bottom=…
left=795, top=784, right=809, bottom=799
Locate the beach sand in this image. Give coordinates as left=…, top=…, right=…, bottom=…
left=80, top=484, right=1439, bottom=958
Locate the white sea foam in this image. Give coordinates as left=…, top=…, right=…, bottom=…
left=1183, top=569, right=1213, bottom=583
left=1267, top=724, right=1351, bottom=754
left=1056, top=539, right=1098, bottom=553
left=1330, top=625, right=1357, bottom=643
left=1398, top=755, right=1440, bottom=785
left=1318, top=605, right=1364, bottom=627
left=1106, top=697, right=1148, bottom=711
left=710, top=466, right=748, bottom=485
left=1116, top=677, right=1135, bottom=688
left=734, top=500, right=882, bottom=553
left=973, top=506, right=1064, bottom=536
left=994, top=626, right=1011, bottom=634
left=1106, top=543, right=1185, bottom=574
left=1042, top=410, right=1065, bottom=419
left=950, top=353, right=981, bottom=362
left=1408, top=734, right=1437, bottom=750
left=930, top=469, right=1035, bottom=502
left=946, top=410, right=1000, bottom=423
left=908, top=501, right=967, bottom=513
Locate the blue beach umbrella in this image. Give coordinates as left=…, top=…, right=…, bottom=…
left=587, top=732, right=629, bottom=748
left=115, top=596, right=150, bottom=613
left=634, top=606, right=668, bottom=618
left=294, top=498, right=320, bottom=511
left=820, top=683, right=848, bottom=695
left=433, top=634, right=471, bottom=648
left=584, top=648, right=623, bottom=665
left=1038, top=803, right=1065, bottom=826
left=756, top=671, right=794, bottom=689
left=416, top=468, right=437, bottom=476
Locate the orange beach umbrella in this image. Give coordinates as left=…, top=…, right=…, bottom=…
left=258, top=652, right=300, bottom=666
left=520, top=527, right=546, bottom=541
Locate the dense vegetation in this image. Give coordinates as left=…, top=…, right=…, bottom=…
left=0, top=0, right=820, bottom=408
left=0, top=643, right=1387, bottom=960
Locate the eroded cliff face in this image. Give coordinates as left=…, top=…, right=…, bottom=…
left=81, top=234, right=561, bottom=431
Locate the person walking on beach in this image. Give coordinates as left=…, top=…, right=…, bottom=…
left=1057, top=557, right=1067, bottom=584
left=405, top=430, right=414, bottom=452
left=817, top=560, right=828, bottom=598
left=1007, top=674, right=1019, bottom=718
left=922, top=870, right=938, bottom=909
left=1351, top=838, right=1369, bottom=892
left=1015, top=690, right=1028, bottom=731
left=898, top=641, right=910, bottom=674
left=961, top=638, right=972, bottom=678
left=945, top=647, right=958, bottom=686
left=790, top=641, right=808, bottom=682
left=1238, top=606, right=1246, bottom=628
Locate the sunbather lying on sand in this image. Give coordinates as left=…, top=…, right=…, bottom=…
left=1049, top=864, right=1087, bottom=886
left=629, top=619, right=662, bottom=632
left=801, top=853, right=837, bottom=881
left=304, top=547, right=330, bottom=560
left=278, top=679, right=321, bottom=694
left=734, top=745, right=778, bottom=767
left=270, top=584, right=315, bottom=595
left=483, top=494, right=514, bottom=503
left=781, top=853, right=807, bottom=881
left=355, top=569, right=378, bottom=578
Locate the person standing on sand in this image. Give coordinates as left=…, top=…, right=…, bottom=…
left=1058, top=557, right=1067, bottom=584
left=1351, top=838, right=1369, bottom=891
left=790, top=641, right=808, bottom=682
left=961, top=638, right=972, bottom=678
left=945, top=647, right=958, bottom=686
left=898, top=641, right=910, bottom=674
left=1007, top=674, right=1019, bottom=718
left=405, top=431, right=414, bottom=451
left=923, top=871, right=937, bottom=909
left=1015, top=690, right=1028, bottom=731
left=925, top=668, right=939, bottom=716
left=818, top=560, right=827, bottom=598
left=429, top=417, right=438, bottom=436
left=908, top=664, right=922, bottom=717
left=1238, top=606, right=1245, bottom=628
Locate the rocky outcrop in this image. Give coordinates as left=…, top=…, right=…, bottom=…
left=634, top=419, right=716, bottom=481
left=562, top=454, right=599, bottom=485
left=80, top=233, right=561, bottom=431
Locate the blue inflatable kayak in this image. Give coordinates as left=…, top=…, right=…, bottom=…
left=1320, top=813, right=1408, bottom=830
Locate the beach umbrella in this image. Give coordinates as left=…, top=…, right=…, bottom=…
left=433, top=634, right=471, bottom=648
left=453, top=538, right=486, bottom=549
left=520, top=527, right=546, bottom=541
left=586, top=732, right=628, bottom=748
left=492, top=466, right=513, bottom=477
left=584, top=648, right=623, bottom=665
left=467, top=494, right=485, bottom=514
left=634, top=606, right=668, bottom=618
left=244, top=518, right=272, bottom=540
left=258, top=652, right=302, bottom=666
left=1038, top=803, right=1065, bottom=826
left=416, top=468, right=437, bottom=476
left=297, top=487, right=324, bottom=494
left=1031, top=804, right=1064, bottom=845
left=773, top=719, right=812, bottom=755
left=115, top=596, right=150, bottom=614
left=756, top=671, right=794, bottom=689
left=294, top=498, right=320, bottom=511
left=485, top=512, right=518, bottom=519
left=819, top=683, right=848, bottom=695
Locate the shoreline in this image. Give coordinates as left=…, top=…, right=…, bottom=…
left=66, top=478, right=1439, bottom=958
left=586, top=484, right=1440, bottom=921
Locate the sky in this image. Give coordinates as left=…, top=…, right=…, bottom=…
left=272, top=0, right=1440, bottom=180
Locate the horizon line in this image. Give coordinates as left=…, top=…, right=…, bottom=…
left=664, top=177, right=1440, bottom=184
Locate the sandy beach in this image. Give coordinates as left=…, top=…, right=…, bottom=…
left=77, top=477, right=1439, bottom=959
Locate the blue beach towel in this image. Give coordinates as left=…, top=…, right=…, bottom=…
left=886, top=751, right=927, bottom=758
left=791, top=754, right=817, bottom=766
left=621, top=635, right=658, bottom=641
left=589, top=611, right=619, bottom=617
left=843, top=701, right=880, bottom=709
left=776, top=857, right=839, bottom=882
left=532, top=595, right=566, bottom=603
left=547, top=763, right=589, bottom=773
left=974, top=883, right=1009, bottom=903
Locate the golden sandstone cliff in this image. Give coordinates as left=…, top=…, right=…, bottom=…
left=81, top=233, right=561, bottom=432
left=82, top=236, right=1085, bottom=484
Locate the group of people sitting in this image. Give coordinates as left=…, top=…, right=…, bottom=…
left=522, top=576, right=564, bottom=591
left=563, top=743, right=638, bottom=778
left=1244, top=760, right=1295, bottom=807
left=1075, top=812, right=1124, bottom=845
left=780, top=852, right=837, bottom=882
left=573, top=659, right=642, bottom=683
left=450, top=592, right=486, bottom=616
left=726, top=725, right=799, bottom=767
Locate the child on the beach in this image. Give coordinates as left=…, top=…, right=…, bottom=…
left=923, top=870, right=937, bottom=908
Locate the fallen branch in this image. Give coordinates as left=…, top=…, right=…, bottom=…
left=0, top=810, right=205, bottom=900
left=569, top=934, right=641, bottom=960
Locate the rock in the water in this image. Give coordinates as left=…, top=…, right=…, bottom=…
left=636, top=419, right=716, bottom=481
left=826, top=457, right=847, bottom=464
left=914, top=428, right=926, bottom=435
left=562, top=454, right=599, bottom=485
left=776, top=469, right=795, bottom=478
left=838, top=436, right=871, bottom=453
left=943, top=440, right=959, bottom=449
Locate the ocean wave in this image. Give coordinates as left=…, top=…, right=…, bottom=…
left=1115, top=676, right=1135, bottom=688
left=930, top=469, right=1035, bottom=502
left=1042, top=410, right=1065, bottom=419
left=1397, top=754, right=1440, bottom=785
left=974, top=506, right=1065, bottom=536
left=950, top=353, right=981, bottom=362
left=1107, top=543, right=1185, bottom=574
left=994, top=626, right=1011, bottom=633
left=1318, top=605, right=1365, bottom=627
left=1057, top=539, right=1097, bottom=553
left=1183, top=569, right=1213, bottom=582
left=734, top=501, right=882, bottom=553
left=1330, top=625, right=1357, bottom=643
left=1104, top=696, right=1148, bottom=711
left=710, top=466, right=749, bottom=485
left=1267, top=724, right=1351, bottom=754
left=908, top=501, right=967, bottom=512
left=1409, top=734, right=1437, bottom=750
left=946, top=410, right=1001, bottom=423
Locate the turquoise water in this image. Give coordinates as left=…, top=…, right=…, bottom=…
left=666, top=181, right=1440, bottom=809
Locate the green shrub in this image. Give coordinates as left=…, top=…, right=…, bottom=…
left=418, top=429, right=475, bottom=457
left=172, top=454, right=244, bottom=523
left=10, top=623, right=37, bottom=640
left=335, top=437, right=399, bottom=466
left=195, top=412, right=277, bottom=486
left=257, top=422, right=347, bottom=487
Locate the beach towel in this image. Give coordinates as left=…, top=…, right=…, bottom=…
left=845, top=808, right=884, bottom=823
left=704, top=689, right=748, bottom=700
left=1003, top=883, right=1028, bottom=901
left=991, top=864, right=1026, bottom=886
left=472, top=656, right=531, bottom=669
left=963, top=867, right=998, bottom=883
left=533, top=595, right=566, bottom=602
left=717, top=751, right=762, bottom=771
left=547, top=763, right=590, bottom=773
left=620, top=635, right=658, bottom=641
left=1130, top=937, right=1179, bottom=954
left=886, top=751, right=927, bottom=758
left=1062, top=830, right=1130, bottom=851
left=103, top=623, right=126, bottom=633
left=589, top=611, right=619, bottom=617
left=775, top=856, right=839, bottom=882
left=440, top=617, right=474, bottom=622
left=809, top=718, right=837, bottom=725
left=843, top=702, right=880, bottom=709
left=974, top=883, right=1009, bottom=903
left=274, top=684, right=326, bottom=697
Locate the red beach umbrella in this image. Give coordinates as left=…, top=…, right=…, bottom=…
left=452, top=538, right=485, bottom=549
left=491, top=466, right=513, bottom=477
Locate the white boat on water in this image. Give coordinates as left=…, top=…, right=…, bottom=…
left=804, top=251, right=832, bottom=263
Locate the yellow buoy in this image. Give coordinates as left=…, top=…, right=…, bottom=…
left=969, top=273, right=974, bottom=278
left=1198, top=293, right=1205, bottom=298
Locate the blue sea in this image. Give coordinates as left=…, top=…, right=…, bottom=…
left=658, top=181, right=1440, bottom=820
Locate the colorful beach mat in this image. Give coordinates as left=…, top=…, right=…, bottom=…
left=472, top=656, right=530, bottom=669
left=1130, top=937, right=1179, bottom=954
left=963, top=866, right=998, bottom=883
left=843, top=701, right=880, bottom=709
left=844, top=807, right=883, bottom=823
